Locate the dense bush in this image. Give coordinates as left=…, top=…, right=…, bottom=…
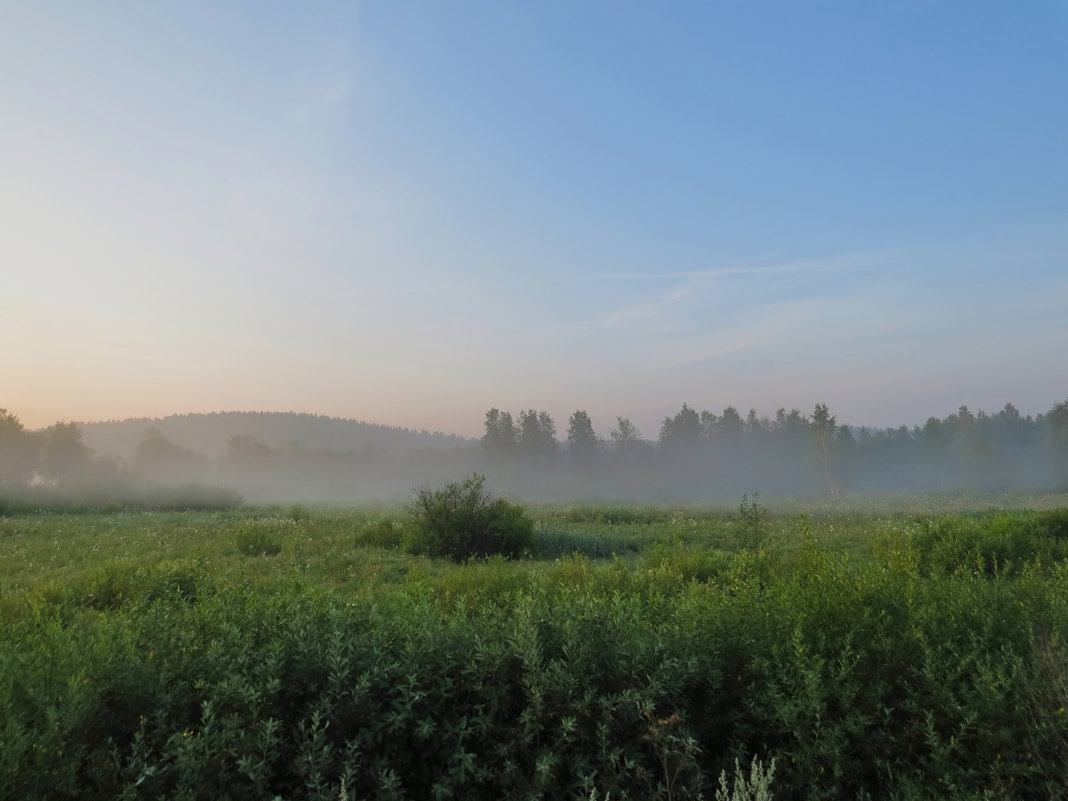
left=404, top=473, right=534, bottom=560
left=910, top=511, right=1068, bottom=578
left=4, top=546, right=1067, bottom=800
left=3, top=504, right=1068, bottom=799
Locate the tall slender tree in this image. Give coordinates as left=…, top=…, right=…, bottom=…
left=567, top=410, right=598, bottom=470
left=811, top=403, right=838, bottom=497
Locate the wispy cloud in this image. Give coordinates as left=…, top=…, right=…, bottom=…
left=662, top=305, right=815, bottom=366
left=585, top=287, right=693, bottom=328
left=514, top=286, right=693, bottom=344
left=338, top=249, right=874, bottom=299
left=567, top=252, right=872, bottom=283
left=501, top=250, right=885, bottom=352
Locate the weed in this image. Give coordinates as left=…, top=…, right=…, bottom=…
left=715, top=757, right=776, bottom=801
left=738, top=492, right=768, bottom=551
left=643, top=710, right=703, bottom=800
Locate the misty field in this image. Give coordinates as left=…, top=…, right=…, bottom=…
left=3, top=494, right=1068, bottom=800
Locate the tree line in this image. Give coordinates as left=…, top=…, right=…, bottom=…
left=480, top=399, right=1068, bottom=496
left=2, top=399, right=1068, bottom=503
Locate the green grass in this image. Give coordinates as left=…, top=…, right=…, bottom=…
left=2, top=492, right=1068, bottom=800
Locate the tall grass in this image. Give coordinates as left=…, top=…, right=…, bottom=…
left=1, top=499, right=1067, bottom=799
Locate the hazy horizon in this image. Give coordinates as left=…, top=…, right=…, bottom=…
left=4, top=3, right=1066, bottom=439
left=12, top=395, right=1065, bottom=447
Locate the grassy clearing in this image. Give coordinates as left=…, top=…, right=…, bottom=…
left=2, top=493, right=1068, bottom=799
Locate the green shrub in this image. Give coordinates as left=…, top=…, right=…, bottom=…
left=355, top=516, right=404, bottom=549
left=910, top=512, right=1068, bottom=578
left=404, top=474, right=533, bottom=560
left=1022, top=508, right=1068, bottom=541
left=737, top=492, right=769, bottom=551
left=716, top=757, right=777, bottom=801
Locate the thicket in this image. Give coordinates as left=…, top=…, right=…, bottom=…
left=404, top=473, right=534, bottom=560
left=1, top=506, right=1067, bottom=799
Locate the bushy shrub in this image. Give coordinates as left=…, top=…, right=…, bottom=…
left=355, top=516, right=404, bottom=549
left=404, top=473, right=533, bottom=560
left=1023, top=508, right=1068, bottom=540
left=910, top=512, right=1068, bottom=578
left=35, top=560, right=209, bottom=610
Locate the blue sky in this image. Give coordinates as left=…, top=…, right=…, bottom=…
left=2, top=2, right=1066, bottom=438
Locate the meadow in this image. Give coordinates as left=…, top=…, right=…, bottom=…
left=2, top=491, right=1067, bottom=800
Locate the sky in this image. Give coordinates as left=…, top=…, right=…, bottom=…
left=2, top=2, right=1067, bottom=439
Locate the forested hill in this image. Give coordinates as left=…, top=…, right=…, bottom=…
left=78, top=411, right=473, bottom=459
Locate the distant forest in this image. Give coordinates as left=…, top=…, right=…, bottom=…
left=2, top=400, right=1068, bottom=505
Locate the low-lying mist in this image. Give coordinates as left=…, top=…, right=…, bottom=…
left=2, top=400, right=1067, bottom=510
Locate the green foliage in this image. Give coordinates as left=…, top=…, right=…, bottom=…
left=642, top=710, right=704, bottom=800
left=404, top=474, right=533, bottom=560
left=355, top=516, right=404, bottom=549
left=1, top=501, right=1068, bottom=799
left=910, top=511, right=1068, bottom=578
left=737, top=492, right=769, bottom=551
left=531, top=524, right=644, bottom=559
left=716, top=757, right=777, bottom=801
left=556, top=504, right=679, bottom=525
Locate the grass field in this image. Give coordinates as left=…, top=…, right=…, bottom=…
left=2, top=491, right=1068, bottom=800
